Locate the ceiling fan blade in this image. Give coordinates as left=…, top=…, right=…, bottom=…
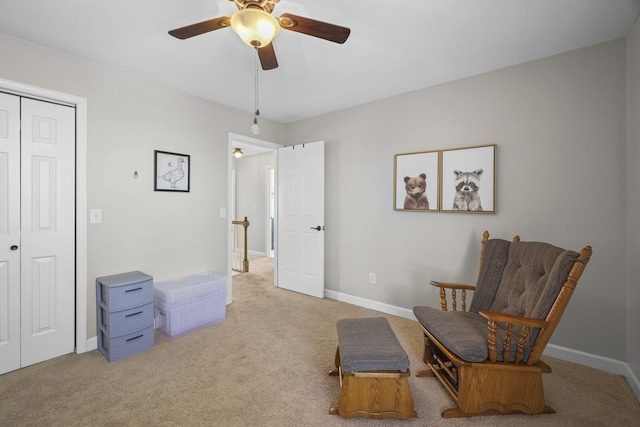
left=168, top=16, right=231, bottom=40
left=278, top=13, right=350, bottom=44
left=258, top=43, right=279, bottom=70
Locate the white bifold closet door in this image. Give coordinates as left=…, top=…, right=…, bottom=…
left=0, top=92, right=76, bottom=375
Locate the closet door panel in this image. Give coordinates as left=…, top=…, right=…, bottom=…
left=0, top=92, right=21, bottom=375
left=20, top=98, right=75, bottom=367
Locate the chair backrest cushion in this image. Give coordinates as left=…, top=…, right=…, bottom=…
left=470, top=239, right=578, bottom=319
left=468, top=239, right=579, bottom=361
left=489, top=242, right=578, bottom=320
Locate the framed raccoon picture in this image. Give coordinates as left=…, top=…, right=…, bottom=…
left=440, top=144, right=496, bottom=213
left=393, top=150, right=440, bottom=212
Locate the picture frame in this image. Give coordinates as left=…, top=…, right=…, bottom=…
left=440, top=144, right=495, bottom=213
left=154, top=150, right=190, bottom=192
left=394, top=150, right=439, bottom=211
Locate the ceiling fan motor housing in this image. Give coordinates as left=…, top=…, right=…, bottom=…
left=231, top=0, right=280, bottom=14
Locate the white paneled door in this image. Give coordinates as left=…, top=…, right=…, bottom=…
left=277, top=141, right=325, bottom=298
left=0, top=93, right=21, bottom=374
left=0, top=93, right=76, bottom=375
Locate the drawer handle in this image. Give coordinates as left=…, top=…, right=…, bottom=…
left=125, top=311, right=143, bottom=318
left=126, top=334, right=144, bottom=342
left=125, top=287, right=142, bottom=293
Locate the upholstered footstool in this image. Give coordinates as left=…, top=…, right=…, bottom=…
left=329, top=317, right=417, bottom=419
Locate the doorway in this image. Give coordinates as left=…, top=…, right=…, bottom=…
left=227, top=133, right=282, bottom=303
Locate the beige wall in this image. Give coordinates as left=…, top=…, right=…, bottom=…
left=0, top=33, right=285, bottom=338
left=285, top=39, right=629, bottom=361
left=627, top=17, right=640, bottom=381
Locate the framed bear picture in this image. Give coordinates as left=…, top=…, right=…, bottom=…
left=440, top=144, right=496, bottom=213
left=394, top=150, right=439, bottom=212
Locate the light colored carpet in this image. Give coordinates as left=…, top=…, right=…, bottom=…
left=1, top=256, right=639, bottom=426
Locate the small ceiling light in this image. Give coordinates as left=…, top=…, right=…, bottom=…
left=230, top=8, right=280, bottom=48
left=233, top=148, right=244, bottom=158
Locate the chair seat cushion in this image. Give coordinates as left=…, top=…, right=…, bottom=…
left=413, top=306, right=488, bottom=362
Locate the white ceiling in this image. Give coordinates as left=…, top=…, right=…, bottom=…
left=1, top=0, right=639, bottom=124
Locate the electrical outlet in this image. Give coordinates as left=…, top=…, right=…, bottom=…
left=369, top=272, right=376, bottom=284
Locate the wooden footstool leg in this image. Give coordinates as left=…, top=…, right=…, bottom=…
left=328, top=347, right=340, bottom=376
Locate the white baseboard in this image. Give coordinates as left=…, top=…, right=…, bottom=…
left=324, top=289, right=414, bottom=320
left=543, top=344, right=640, bottom=401
left=628, top=366, right=640, bottom=402
left=86, top=336, right=97, bottom=352
left=324, top=288, right=640, bottom=403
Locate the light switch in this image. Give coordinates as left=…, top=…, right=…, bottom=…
left=90, top=209, right=102, bottom=224
left=219, top=207, right=227, bottom=218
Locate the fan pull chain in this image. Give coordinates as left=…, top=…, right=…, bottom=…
left=252, top=49, right=261, bottom=134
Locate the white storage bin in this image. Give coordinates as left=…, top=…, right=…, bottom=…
left=154, top=273, right=226, bottom=337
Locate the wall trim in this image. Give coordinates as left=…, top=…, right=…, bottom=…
left=543, top=343, right=640, bottom=401
left=324, top=288, right=640, bottom=403
left=86, top=336, right=97, bottom=352
left=324, top=288, right=414, bottom=320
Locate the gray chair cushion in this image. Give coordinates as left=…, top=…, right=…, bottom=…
left=337, top=317, right=410, bottom=373
left=489, top=242, right=577, bottom=319
left=413, top=306, right=489, bottom=362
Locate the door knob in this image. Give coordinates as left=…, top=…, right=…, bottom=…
left=10, top=245, right=18, bottom=251
left=309, top=226, right=323, bottom=231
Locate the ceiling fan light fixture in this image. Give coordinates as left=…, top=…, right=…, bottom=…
left=230, top=8, right=280, bottom=48
left=233, top=148, right=244, bottom=158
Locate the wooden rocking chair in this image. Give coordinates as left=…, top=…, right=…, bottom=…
left=413, top=231, right=592, bottom=418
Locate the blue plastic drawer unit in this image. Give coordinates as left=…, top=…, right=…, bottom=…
left=97, top=271, right=153, bottom=311
left=96, top=271, right=154, bottom=362
left=98, top=302, right=154, bottom=337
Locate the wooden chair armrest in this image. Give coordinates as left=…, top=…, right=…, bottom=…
left=429, top=281, right=476, bottom=291
left=478, top=311, right=549, bottom=329
left=430, top=281, right=475, bottom=312
left=478, top=311, right=549, bottom=364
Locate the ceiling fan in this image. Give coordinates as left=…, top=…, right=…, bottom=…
left=168, top=0, right=351, bottom=70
